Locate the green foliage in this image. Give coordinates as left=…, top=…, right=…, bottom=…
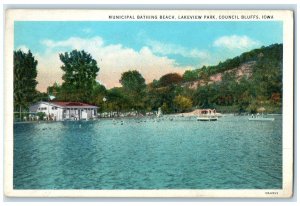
left=158, top=73, right=183, bottom=87
left=161, top=102, right=171, bottom=114
left=106, top=87, right=130, bottom=112
left=14, top=50, right=38, bottom=112
left=252, top=57, right=282, bottom=98
left=191, top=44, right=283, bottom=113
left=36, top=112, right=46, bottom=120
left=119, top=70, right=146, bottom=110
left=59, top=50, right=100, bottom=102
left=88, top=82, right=107, bottom=111
left=143, top=73, right=184, bottom=113
left=120, top=70, right=146, bottom=94
left=193, top=84, right=217, bottom=108
left=173, top=95, right=193, bottom=112
left=184, top=43, right=283, bottom=82
left=35, top=91, right=50, bottom=102
left=17, top=43, right=282, bottom=115
left=214, top=105, right=239, bottom=114
left=47, top=82, right=61, bottom=97
left=129, top=42, right=281, bottom=114
left=183, top=70, right=199, bottom=82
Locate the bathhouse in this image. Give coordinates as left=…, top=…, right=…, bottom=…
left=29, top=101, right=98, bottom=121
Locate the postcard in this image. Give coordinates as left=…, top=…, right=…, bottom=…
left=4, top=9, right=294, bottom=198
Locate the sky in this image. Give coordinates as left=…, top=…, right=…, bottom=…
left=14, top=21, right=283, bottom=92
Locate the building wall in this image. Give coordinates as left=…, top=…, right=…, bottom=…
left=29, top=102, right=63, bottom=120
left=29, top=102, right=98, bottom=121
left=63, top=108, right=97, bottom=120
left=57, top=108, right=64, bottom=121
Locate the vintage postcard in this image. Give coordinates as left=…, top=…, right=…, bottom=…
left=4, top=9, right=294, bottom=197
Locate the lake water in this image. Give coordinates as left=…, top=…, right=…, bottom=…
left=13, top=115, right=282, bottom=189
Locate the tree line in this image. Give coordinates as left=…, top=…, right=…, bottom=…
left=14, top=43, right=283, bottom=116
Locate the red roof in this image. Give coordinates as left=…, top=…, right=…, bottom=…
left=49, top=101, right=98, bottom=108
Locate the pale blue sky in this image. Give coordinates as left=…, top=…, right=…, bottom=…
left=14, top=21, right=283, bottom=91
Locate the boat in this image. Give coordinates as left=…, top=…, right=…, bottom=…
left=248, top=117, right=275, bottom=121
left=197, top=116, right=218, bottom=121
left=196, top=109, right=219, bottom=121
left=248, top=113, right=275, bottom=121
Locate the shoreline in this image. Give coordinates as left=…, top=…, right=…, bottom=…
left=13, top=112, right=282, bottom=124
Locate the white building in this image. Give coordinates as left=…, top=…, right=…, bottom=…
left=29, top=101, right=98, bottom=121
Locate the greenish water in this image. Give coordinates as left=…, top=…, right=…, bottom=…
left=13, top=115, right=282, bottom=189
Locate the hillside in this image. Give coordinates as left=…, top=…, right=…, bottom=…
left=183, top=61, right=255, bottom=89
left=182, top=43, right=283, bottom=86
left=179, top=43, right=283, bottom=113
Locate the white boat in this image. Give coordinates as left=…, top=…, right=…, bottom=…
left=196, top=109, right=219, bottom=121
left=248, top=117, right=275, bottom=121
left=197, top=116, right=218, bottom=121
left=248, top=113, right=275, bottom=121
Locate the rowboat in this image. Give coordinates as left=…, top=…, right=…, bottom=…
left=248, top=117, right=274, bottom=121
left=248, top=113, right=274, bottom=121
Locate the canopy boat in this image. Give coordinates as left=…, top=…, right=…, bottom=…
left=196, top=109, right=219, bottom=121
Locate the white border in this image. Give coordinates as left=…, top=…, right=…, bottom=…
left=4, top=9, right=294, bottom=198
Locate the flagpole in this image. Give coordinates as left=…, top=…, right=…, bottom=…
left=47, top=91, right=49, bottom=120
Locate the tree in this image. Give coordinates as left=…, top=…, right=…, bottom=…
left=106, top=87, right=130, bottom=112
left=47, top=82, right=61, bottom=98
left=59, top=50, right=100, bottom=102
left=119, top=70, right=146, bottom=110
left=198, top=70, right=210, bottom=85
left=158, top=73, right=183, bottom=87
left=252, top=58, right=282, bottom=99
left=14, top=50, right=38, bottom=113
left=183, top=70, right=198, bottom=82
left=89, top=82, right=107, bottom=110
left=120, top=70, right=146, bottom=94
left=144, top=73, right=184, bottom=113
left=173, top=95, right=193, bottom=112
left=161, top=102, right=170, bottom=114
left=216, top=71, right=237, bottom=106
left=193, top=84, right=217, bottom=108
left=147, top=86, right=173, bottom=112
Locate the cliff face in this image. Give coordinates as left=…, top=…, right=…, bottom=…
left=181, top=43, right=283, bottom=91
left=184, top=61, right=256, bottom=90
